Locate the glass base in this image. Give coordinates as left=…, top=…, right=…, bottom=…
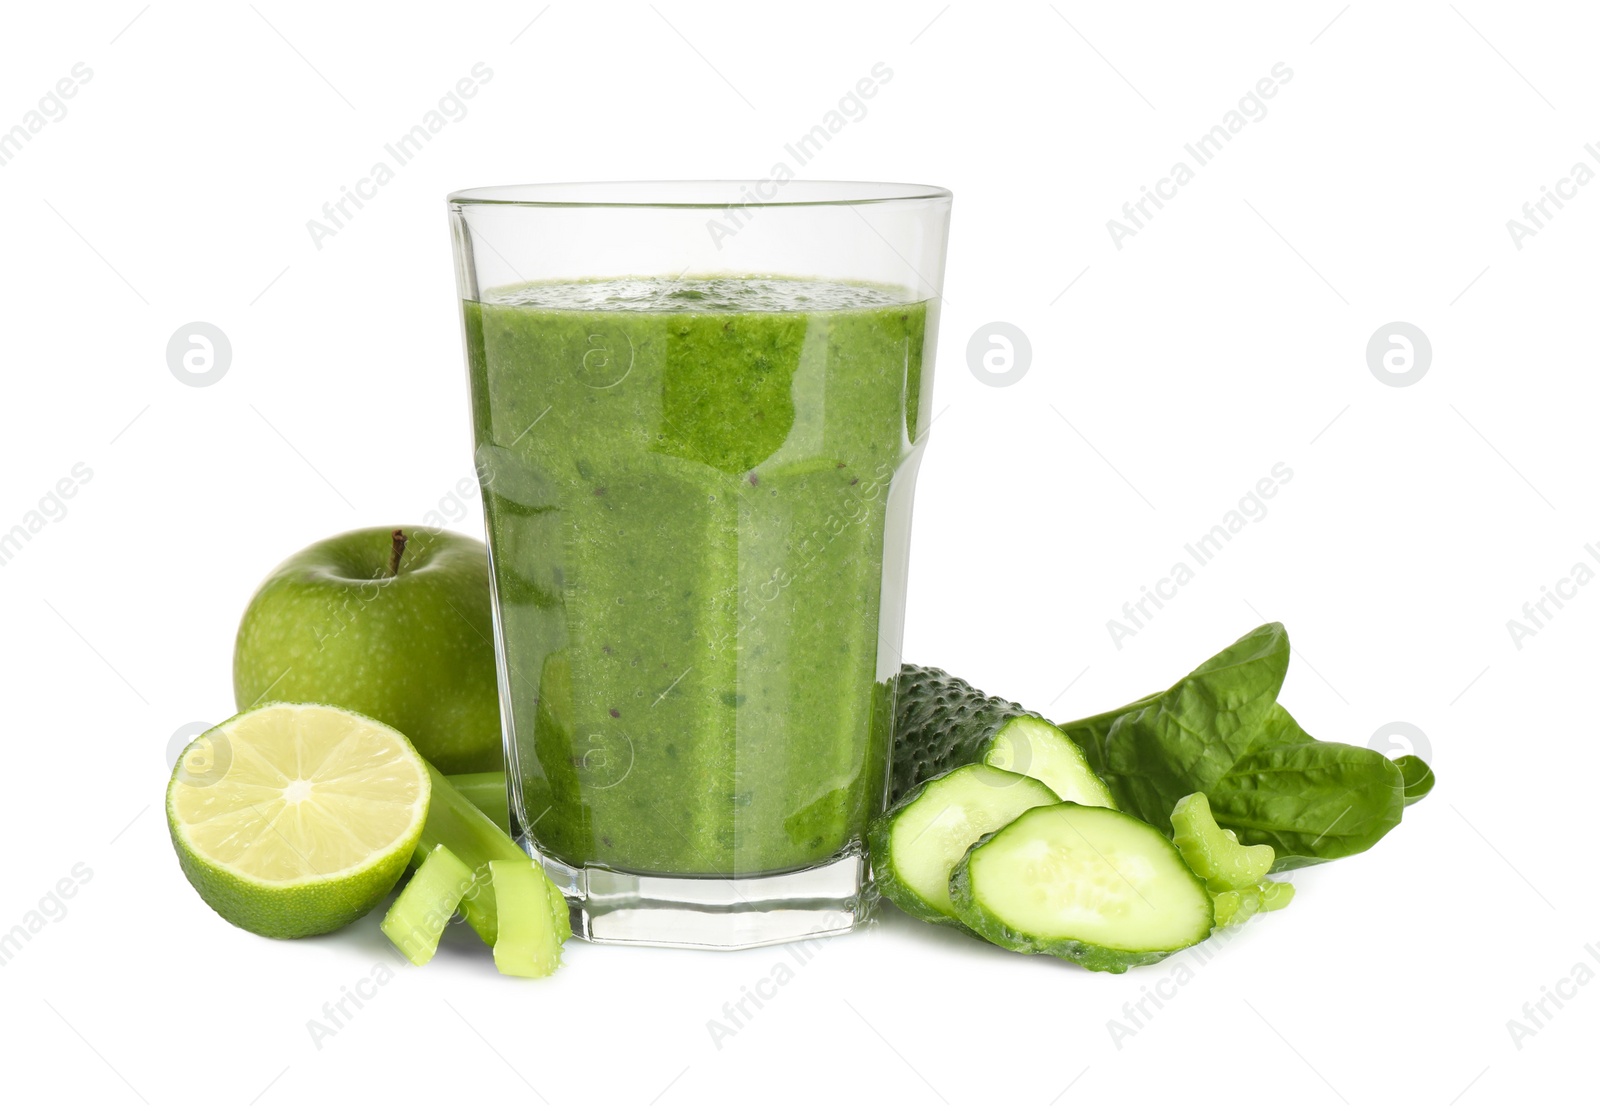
left=524, top=839, right=873, bottom=950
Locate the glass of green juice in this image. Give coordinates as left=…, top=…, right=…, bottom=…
left=448, top=181, right=951, bottom=948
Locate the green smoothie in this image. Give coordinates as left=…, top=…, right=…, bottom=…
left=463, top=276, right=929, bottom=877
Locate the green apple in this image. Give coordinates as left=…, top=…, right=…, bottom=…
left=233, top=526, right=503, bottom=774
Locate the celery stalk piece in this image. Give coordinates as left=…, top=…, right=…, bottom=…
left=549, top=875, right=574, bottom=943
left=1211, top=888, right=1260, bottom=929
left=1258, top=880, right=1295, bottom=912
left=414, top=763, right=571, bottom=947
left=489, top=859, right=563, bottom=978
left=1171, top=793, right=1276, bottom=893
left=382, top=844, right=474, bottom=966
left=1212, top=880, right=1295, bottom=929
left=445, top=771, right=511, bottom=834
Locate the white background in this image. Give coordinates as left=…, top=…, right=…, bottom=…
left=0, top=2, right=1592, bottom=1107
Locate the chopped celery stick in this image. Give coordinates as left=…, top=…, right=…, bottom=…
left=415, top=763, right=569, bottom=948
left=549, top=874, right=573, bottom=943
left=489, top=859, right=563, bottom=978
left=1212, top=888, right=1260, bottom=929
left=1171, top=792, right=1275, bottom=893
left=1259, top=880, right=1295, bottom=912
left=445, top=771, right=510, bottom=834
left=381, top=844, right=474, bottom=966
left=1213, top=881, right=1295, bottom=929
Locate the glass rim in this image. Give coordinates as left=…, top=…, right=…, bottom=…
left=448, top=179, right=951, bottom=210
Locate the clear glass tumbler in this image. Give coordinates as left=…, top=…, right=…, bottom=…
left=449, top=181, right=951, bottom=948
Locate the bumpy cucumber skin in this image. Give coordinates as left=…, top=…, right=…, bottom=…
left=890, top=665, right=1034, bottom=804
left=870, top=765, right=1060, bottom=928
left=948, top=806, right=1214, bottom=974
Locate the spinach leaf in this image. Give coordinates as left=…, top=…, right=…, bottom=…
left=1056, top=623, right=1430, bottom=868
left=1206, top=718, right=1406, bottom=870
left=1060, top=691, right=1161, bottom=780
left=1100, top=623, right=1291, bottom=829
left=1394, top=754, right=1436, bottom=807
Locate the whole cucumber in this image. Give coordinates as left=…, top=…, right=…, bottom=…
left=889, top=665, right=1036, bottom=804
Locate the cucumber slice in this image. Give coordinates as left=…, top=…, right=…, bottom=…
left=891, top=666, right=1114, bottom=808
left=870, top=764, right=1060, bottom=924
left=1170, top=792, right=1275, bottom=892
left=986, top=717, right=1116, bottom=809
left=950, top=802, right=1213, bottom=973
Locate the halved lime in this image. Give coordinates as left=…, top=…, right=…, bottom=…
left=166, top=703, right=431, bottom=938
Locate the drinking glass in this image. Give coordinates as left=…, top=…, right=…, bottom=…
left=449, top=181, right=952, bottom=948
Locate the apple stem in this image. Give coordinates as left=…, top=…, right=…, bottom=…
left=388, top=529, right=407, bottom=577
